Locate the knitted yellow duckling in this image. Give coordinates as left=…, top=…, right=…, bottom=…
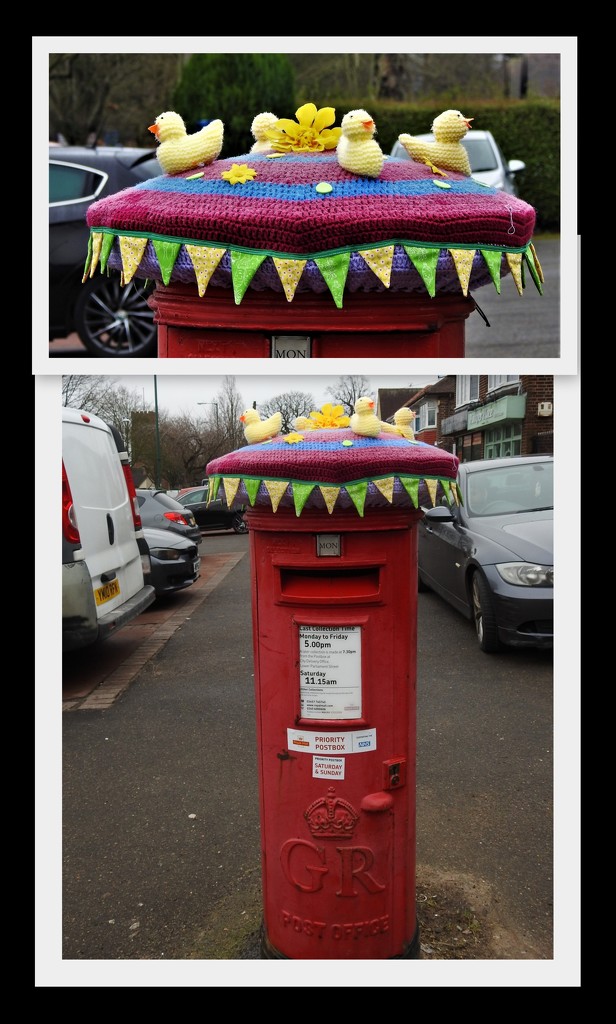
left=250, top=112, right=278, bottom=153
left=336, top=109, right=384, bottom=178
left=294, top=416, right=317, bottom=431
left=349, top=396, right=383, bottom=437
left=148, top=111, right=224, bottom=175
left=397, top=109, right=474, bottom=176
left=240, top=408, right=283, bottom=444
left=392, top=407, right=416, bottom=440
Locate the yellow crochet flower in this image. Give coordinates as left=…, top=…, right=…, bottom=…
left=283, top=432, right=305, bottom=444
left=265, top=103, right=341, bottom=153
left=308, top=403, right=350, bottom=428
left=221, top=163, right=257, bottom=184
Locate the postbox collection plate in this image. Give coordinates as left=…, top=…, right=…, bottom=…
left=271, top=335, right=311, bottom=358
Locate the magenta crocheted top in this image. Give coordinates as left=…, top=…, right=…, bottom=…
left=205, top=428, right=460, bottom=517
left=84, top=151, right=543, bottom=306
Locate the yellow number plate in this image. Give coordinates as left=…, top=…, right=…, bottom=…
left=95, top=579, right=121, bottom=606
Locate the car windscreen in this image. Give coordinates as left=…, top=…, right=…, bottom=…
left=466, top=462, right=553, bottom=516
left=463, top=138, right=498, bottom=173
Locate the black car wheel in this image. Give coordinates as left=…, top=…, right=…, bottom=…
left=470, top=571, right=502, bottom=653
left=232, top=512, right=249, bottom=534
left=74, top=275, right=158, bottom=357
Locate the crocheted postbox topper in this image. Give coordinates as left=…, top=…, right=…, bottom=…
left=83, top=103, right=544, bottom=310
left=205, top=406, right=461, bottom=519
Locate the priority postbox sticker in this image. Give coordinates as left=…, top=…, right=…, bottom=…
left=287, top=728, right=377, bottom=754
left=312, top=756, right=345, bottom=780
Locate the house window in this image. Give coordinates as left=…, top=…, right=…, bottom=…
left=484, top=424, right=522, bottom=459
left=417, top=400, right=437, bottom=431
left=456, top=376, right=479, bottom=406
left=487, top=375, right=519, bottom=392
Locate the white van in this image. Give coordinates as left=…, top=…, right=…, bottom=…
left=62, top=407, right=156, bottom=652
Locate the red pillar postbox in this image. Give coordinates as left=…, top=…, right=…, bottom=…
left=249, top=505, right=421, bottom=959
left=206, top=418, right=460, bottom=959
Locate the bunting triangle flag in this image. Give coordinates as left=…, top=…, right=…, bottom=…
left=449, top=249, right=476, bottom=297
left=222, top=478, right=241, bottom=507
left=82, top=234, right=93, bottom=282
left=292, top=482, right=315, bottom=516
left=505, top=252, right=524, bottom=295
left=400, top=477, right=419, bottom=508
left=272, top=258, right=307, bottom=302
left=357, top=245, right=395, bottom=288
left=208, top=477, right=221, bottom=502
left=524, top=247, right=544, bottom=294
left=231, top=251, right=268, bottom=304
left=529, top=242, right=545, bottom=283
left=480, top=249, right=502, bottom=293
left=118, top=235, right=149, bottom=284
left=425, top=479, right=439, bottom=507
left=345, top=481, right=368, bottom=517
left=314, top=251, right=351, bottom=308
left=152, top=240, right=182, bottom=287
left=374, top=477, right=395, bottom=503
left=264, top=479, right=289, bottom=512
left=185, top=245, right=226, bottom=297
left=318, top=486, right=340, bottom=513
left=88, top=232, right=103, bottom=278
left=403, top=246, right=439, bottom=297
left=100, top=232, right=115, bottom=274
left=243, top=478, right=262, bottom=506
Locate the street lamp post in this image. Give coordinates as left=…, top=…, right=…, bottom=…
left=198, top=401, right=219, bottom=427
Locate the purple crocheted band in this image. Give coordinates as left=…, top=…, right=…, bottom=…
left=206, top=429, right=460, bottom=516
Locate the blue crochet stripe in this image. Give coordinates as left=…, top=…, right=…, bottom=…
left=136, top=176, right=494, bottom=202
left=247, top=436, right=430, bottom=453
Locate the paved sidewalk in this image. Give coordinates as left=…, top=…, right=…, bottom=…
left=62, top=552, right=244, bottom=711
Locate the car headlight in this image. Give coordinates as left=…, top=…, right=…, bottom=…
left=496, top=562, right=553, bottom=587
left=149, top=548, right=182, bottom=561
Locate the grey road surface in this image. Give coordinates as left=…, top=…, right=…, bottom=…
left=464, top=237, right=559, bottom=357
left=51, top=532, right=567, bottom=986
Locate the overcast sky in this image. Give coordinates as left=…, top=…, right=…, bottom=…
left=112, top=373, right=439, bottom=416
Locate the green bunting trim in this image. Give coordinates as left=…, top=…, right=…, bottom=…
left=403, top=245, right=439, bottom=297
left=231, top=251, right=268, bottom=304
left=292, top=482, right=316, bottom=516
left=344, top=480, right=368, bottom=517
left=480, top=249, right=503, bottom=294
left=100, top=232, right=115, bottom=275
left=524, top=248, right=543, bottom=295
left=243, top=478, right=262, bottom=506
left=152, top=240, right=182, bottom=287
left=314, top=251, right=351, bottom=309
left=400, top=477, right=420, bottom=508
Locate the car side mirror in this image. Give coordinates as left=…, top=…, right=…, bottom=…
left=507, top=159, right=525, bottom=175
left=423, top=505, right=456, bottom=523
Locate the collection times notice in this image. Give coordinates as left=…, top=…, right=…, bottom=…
left=299, top=625, right=362, bottom=720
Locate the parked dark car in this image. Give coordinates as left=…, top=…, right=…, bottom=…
left=176, top=484, right=248, bottom=534
left=142, top=526, right=201, bottom=597
left=390, top=129, right=526, bottom=195
left=49, top=145, right=161, bottom=356
left=135, top=489, right=202, bottom=545
left=417, top=456, right=553, bottom=653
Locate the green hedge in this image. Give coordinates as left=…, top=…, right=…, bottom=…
left=325, top=98, right=560, bottom=232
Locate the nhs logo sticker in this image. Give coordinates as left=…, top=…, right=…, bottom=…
left=351, top=729, right=377, bottom=752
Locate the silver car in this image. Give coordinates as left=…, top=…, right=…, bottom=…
left=390, top=129, right=526, bottom=195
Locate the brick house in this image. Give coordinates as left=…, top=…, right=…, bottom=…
left=378, top=375, right=553, bottom=461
